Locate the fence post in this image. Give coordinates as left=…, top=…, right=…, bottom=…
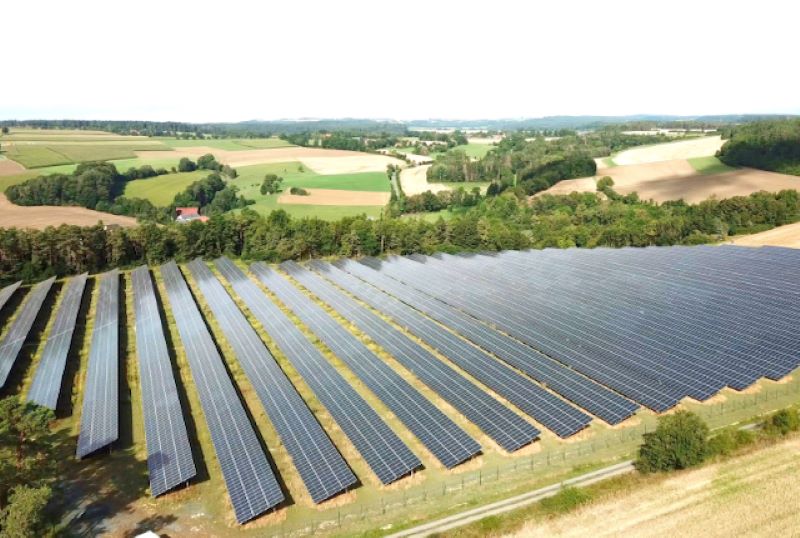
left=479, top=470, right=482, bottom=485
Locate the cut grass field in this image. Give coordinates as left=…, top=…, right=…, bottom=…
left=122, top=170, right=210, bottom=206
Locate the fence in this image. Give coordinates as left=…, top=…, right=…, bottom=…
left=268, top=380, right=800, bottom=537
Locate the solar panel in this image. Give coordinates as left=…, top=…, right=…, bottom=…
left=185, top=259, right=356, bottom=503
left=284, top=261, right=539, bottom=452
left=0, top=281, right=22, bottom=315
left=0, top=276, right=56, bottom=390
left=160, top=261, right=283, bottom=523
left=327, top=259, right=638, bottom=425
left=77, top=270, right=120, bottom=458
left=131, top=266, right=196, bottom=497
left=318, top=260, right=592, bottom=439
left=27, top=273, right=88, bottom=409
left=254, top=262, right=481, bottom=468
left=214, top=257, right=420, bottom=485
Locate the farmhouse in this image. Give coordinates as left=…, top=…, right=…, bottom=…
left=175, top=206, right=208, bottom=223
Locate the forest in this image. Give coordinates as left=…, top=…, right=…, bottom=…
left=717, top=118, right=800, bottom=175
left=1, top=188, right=799, bottom=284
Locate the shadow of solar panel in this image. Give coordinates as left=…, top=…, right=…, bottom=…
left=77, top=270, right=120, bottom=459
left=28, top=273, right=87, bottom=409
left=160, top=262, right=283, bottom=523
left=284, top=260, right=538, bottom=453
left=267, top=261, right=482, bottom=466
left=131, top=266, right=196, bottom=497
left=0, top=276, right=56, bottom=390
left=186, top=259, right=356, bottom=503
left=214, top=257, right=420, bottom=485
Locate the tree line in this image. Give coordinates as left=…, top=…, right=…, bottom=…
left=717, top=118, right=800, bottom=175
left=2, top=187, right=800, bottom=285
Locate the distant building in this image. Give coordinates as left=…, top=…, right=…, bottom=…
left=175, top=207, right=209, bottom=223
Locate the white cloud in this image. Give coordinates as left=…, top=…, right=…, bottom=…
left=1, top=0, right=798, bottom=121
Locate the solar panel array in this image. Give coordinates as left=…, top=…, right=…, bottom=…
left=215, top=257, right=421, bottom=485
left=0, top=280, right=22, bottom=314
left=256, top=262, right=481, bottom=468
left=160, top=261, right=284, bottom=523
left=287, top=260, right=540, bottom=452
left=131, top=266, right=196, bottom=497
left=185, top=259, right=356, bottom=503
left=28, top=273, right=88, bottom=409
left=352, top=246, right=800, bottom=412
left=326, top=260, right=638, bottom=425
left=77, top=270, right=120, bottom=458
left=324, top=260, right=591, bottom=438
left=0, top=277, right=56, bottom=390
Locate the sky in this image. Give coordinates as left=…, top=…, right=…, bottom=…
left=2, top=0, right=798, bottom=122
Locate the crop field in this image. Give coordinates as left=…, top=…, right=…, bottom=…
left=0, top=192, right=137, bottom=229
left=610, top=136, right=726, bottom=166
left=0, top=246, right=798, bottom=536
left=730, top=221, right=800, bottom=249
left=160, top=137, right=293, bottom=150
left=507, top=436, right=800, bottom=537
left=122, top=170, right=211, bottom=206
left=688, top=156, right=736, bottom=175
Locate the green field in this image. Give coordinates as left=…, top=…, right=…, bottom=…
left=688, top=156, right=737, bottom=175
left=2, top=142, right=170, bottom=168
left=452, top=143, right=495, bottom=159
left=228, top=161, right=390, bottom=219
left=159, top=137, right=293, bottom=151
left=123, top=170, right=210, bottom=205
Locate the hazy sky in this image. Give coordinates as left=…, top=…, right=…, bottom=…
left=2, top=0, right=798, bottom=122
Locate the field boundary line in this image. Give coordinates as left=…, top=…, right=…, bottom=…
left=387, top=460, right=634, bottom=537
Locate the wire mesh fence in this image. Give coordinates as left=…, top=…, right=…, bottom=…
left=268, top=380, right=800, bottom=537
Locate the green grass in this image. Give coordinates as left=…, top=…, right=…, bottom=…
left=158, top=137, right=293, bottom=151
left=2, top=143, right=170, bottom=168
left=452, top=143, right=494, bottom=159
left=688, top=156, right=736, bottom=175
left=2, top=145, right=73, bottom=167
left=122, top=170, right=209, bottom=205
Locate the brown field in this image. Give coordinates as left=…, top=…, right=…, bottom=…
left=0, top=157, right=25, bottom=176
left=399, top=164, right=451, bottom=195
left=277, top=188, right=390, bottom=206
left=135, top=146, right=403, bottom=173
left=544, top=159, right=800, bottom=203
left=730, top=221, right=800, bottom=249
left=508, top=437, right=800, bottom=538
left=0, top=193, right=137, bottom=229
left=612, top=136, right=725, bottom=165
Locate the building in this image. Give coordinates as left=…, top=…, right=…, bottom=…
left=175, top=207, right=209, bottom=223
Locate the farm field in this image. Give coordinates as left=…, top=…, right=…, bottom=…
left=729, top=221, right=800, bottom=249
left=611, top=135, right=725, bottom=165
left=505, top=436, right=800, bottom=538
left=122, top=170, right=210, bottom=206
left=0, top=247, right=798, bottom=537
left=0, top=192, right=137, bottom=229
left=159, top=137, right=293, bottom=150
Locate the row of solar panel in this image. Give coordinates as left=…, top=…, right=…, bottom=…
left=1, top=245, right=796, bottom=524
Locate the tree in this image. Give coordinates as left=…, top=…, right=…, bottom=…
left=0, top=485, right=52, bottom=538
left=0, top=127, right=8, bottom=135
left=260, top=174, right=283, bottom=195
left=762, top=408, right=800, bottom=436
left=178, top=157, right=197, bottom=172
left=197, top=154, right=222, bottom=171
left=635, top=411, right=709, bottom=473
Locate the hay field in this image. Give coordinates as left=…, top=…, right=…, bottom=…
left=0, top=193, right=137, bottom=229
left=730, top=222, right=800, bottom=248
left=278, top=188, right=390, bottom=206
left=612, top=136, right=725, bottom=165
left=508, top=437, right=800, bottom=538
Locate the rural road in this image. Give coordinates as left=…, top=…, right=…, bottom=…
left=387, top=460, right=635, bottom=538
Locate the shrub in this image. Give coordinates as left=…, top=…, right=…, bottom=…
left=707, top=427, right=755, bottom=456
left=290, top=187, right=309, bottom=196
left=540, top=486, right=592, bottom=515
left=635, top=411, right=709, bottom=473
left=762, top=408, right=800, bottom=436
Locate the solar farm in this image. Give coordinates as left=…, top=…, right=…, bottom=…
left=0, top=245, right=798, bottom=530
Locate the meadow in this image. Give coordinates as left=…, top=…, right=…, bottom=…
left=123, top=170, right=210, bottom=206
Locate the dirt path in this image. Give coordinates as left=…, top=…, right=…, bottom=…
left=613, top=136, right=725, bottom=165
left=730, top=221, right=800, bottom=248
left=508, top=437, right=800, bottom=538
left=0, top=193, right=137, bottom=229
left=277, top=189, right=390, bottom=206
left=399, top=165, right=451, bottom=195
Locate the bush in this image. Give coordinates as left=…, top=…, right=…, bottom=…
left=635, top=411, right=709, bottom=473
left=289, top=187, right=309, bottom=196
left=762, top=408, right=800, bottom=436
left=707, top=427, right=755, bottom=456
left=540, top=487, right=592, bottom=515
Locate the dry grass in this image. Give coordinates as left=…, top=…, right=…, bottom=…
left=399, top=165, right=451, bottom=195
left=0, top=193, right=137, bottom=229
left=730, top=222, right=800, bottom=249
left=506, top=437, right=800, bottom=538
left=611, top=136, right=725, bottom=166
